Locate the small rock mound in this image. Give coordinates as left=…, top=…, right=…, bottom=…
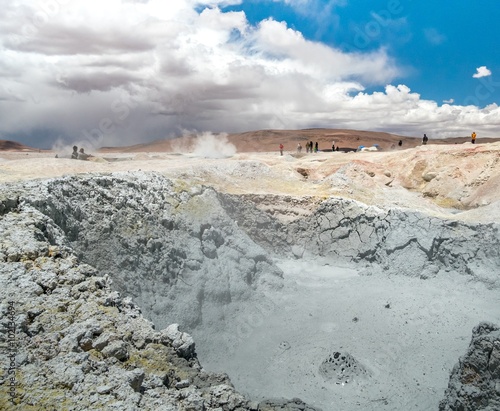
left=258, top=397, right=321, bottom=411
left=439, top=322, right=500, bottom=411
left=318, top=351, right=370, bottom=384
left=296, top=168, right=309, bottom=178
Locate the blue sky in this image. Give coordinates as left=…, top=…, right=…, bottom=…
left=224, top=0, right=500, bottom=107
left=1, top=0, right=500, bottom=149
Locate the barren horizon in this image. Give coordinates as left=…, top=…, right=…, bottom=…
left=3, top=128, right=500, bottom=154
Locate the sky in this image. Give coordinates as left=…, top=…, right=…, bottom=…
left=1, top=0, right=500, bottom=149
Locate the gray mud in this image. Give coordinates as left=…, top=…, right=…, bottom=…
left=195, top=259, right=500, bottom=411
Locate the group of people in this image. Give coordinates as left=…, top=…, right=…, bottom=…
left=421, top=132, right=477, bottom=145
left=71, top=145, right=92, bottom=160
left=281, top=131, right=479, bottom=155
left=304, top=141, right=318, bottom=153
left=287, top=141, right=341, bottom=154
left=285, top=141, right=319, bottom=154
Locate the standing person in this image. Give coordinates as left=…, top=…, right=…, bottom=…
left=297, top=143, right=302, bottom=153
left=309, top=141, right=313, bottom=153
left=332, top=141, right=335, bottom=152
left=398, top=140, right=403, bottom=147
left=314, top=142, right=318, bottom=153
left=422, top=134, right=428, bottom=145
left=71, top=145, right=78, bottom=159
left=471, top=131, right=477, bottom=144
left=279, top=143, right=284, bottom=156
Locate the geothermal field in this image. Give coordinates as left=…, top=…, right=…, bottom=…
left=1, top=135, right=500, bottom=410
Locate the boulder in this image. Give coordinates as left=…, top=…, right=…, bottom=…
left=440, top=322, right=500, bottom=411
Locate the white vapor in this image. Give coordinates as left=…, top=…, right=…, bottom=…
left=191, top=132, right=237, bottom=159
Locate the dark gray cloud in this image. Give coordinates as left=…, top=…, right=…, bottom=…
left=54, top=71, right=142, bottom=93
left=8, top=23, right=153, bottom=55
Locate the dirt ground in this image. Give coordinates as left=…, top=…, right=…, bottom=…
left=1, top=138, right=500, bottom=221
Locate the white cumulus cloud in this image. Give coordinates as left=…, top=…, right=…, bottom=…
left=473, top=66, right=492, bottom=78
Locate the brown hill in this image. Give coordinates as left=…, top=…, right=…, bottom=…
left=228, top=128, right=414, bottom=152
left=99, top=129, right=500, bottom=153
left=0, top=140, right=41, bottom=152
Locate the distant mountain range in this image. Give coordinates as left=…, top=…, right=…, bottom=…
left=100, top=128, right=500, bottom=153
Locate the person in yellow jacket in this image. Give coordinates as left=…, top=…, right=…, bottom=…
left=471, top=131, right=477, bottom=144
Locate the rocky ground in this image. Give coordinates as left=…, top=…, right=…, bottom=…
left=0, top=190, right=318, bottom=410
left=439, top=322, right=500, bottom=411
left=1, top=137, right=499, bottom=410
left=2, top=139, right=500, bottom=214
